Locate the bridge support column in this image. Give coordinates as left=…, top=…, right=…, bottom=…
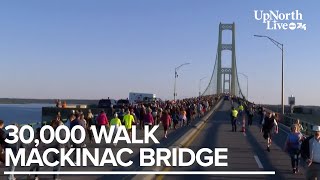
left=217, top=23, right=237, bottom=96
left=231, top=23, right=236, bottom=96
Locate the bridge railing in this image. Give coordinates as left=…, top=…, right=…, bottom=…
left=281, top=115, right=317, bottom=135
left=261, top=108, right=316, bottom=135
left=237, top=98, right=317, bottom=135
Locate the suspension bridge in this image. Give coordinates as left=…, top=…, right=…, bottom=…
left=1, top=23, right=313, bottom=180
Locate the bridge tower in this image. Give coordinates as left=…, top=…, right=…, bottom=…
left=217, top=23, right=237, bottom=95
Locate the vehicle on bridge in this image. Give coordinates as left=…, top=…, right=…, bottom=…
left=223, top=93, right=231, bottom=101
left=97, top=98, right=116, bottom=108
left=129, top=92, right=156, bottom=104
left=114, top=99, right=130, bottom=110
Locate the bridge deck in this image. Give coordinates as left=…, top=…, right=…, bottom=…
left=161, top=101, right=306, bottom=180
left=0, top=101, right=307, bottom=180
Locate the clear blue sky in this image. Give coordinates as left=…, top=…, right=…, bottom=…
left=0, top=1, right=319, bottom=105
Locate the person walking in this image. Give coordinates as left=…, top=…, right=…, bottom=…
left=86, top=109, right=95, bottom=143
left=152, top=107, right=158, bottom=125
left=160, top=110, right=171, bottom=138
left=180, top=108, right=187, bottom=127
left=247, top=107, right=254, bottom=126
left=157, top=107, right=163, bottom=125
left=171, top=108, right=179, bottom=130
left=258, top=106, right=264, bottom=125
left=262, top=112, right=278, bottom=152
left=6, top=123, right=22, bottom=180
left=130, top=108, right=138, bottom=127
left=143, top=108, right=154, bottom=130
left=50, top=115, right=62, bottom=127
left=68, top=113, right=76, bottom=129
left=110, top=113, right=122, bottom=146
left=79, top=114, right=87, bottom=128
left=186, top=106, right=191, bottom=126
left=118, top=108, right=125, bottom=123
left=238, top=103, right=244, bottom=118
left=284, top=124, right=304, bottom=174
left=49, top=120, right=66, bottom=180
left=197, top=103, right=202, bottom=118
left=110, top=113, right=122, bottom=130
left=70, top=113, right=86, bottom=163
left=79, top=114, right=87, bottom=147
left=123, top=109, right=135, bottom=139
left=139, top=105, right=146, bottom=130
left=96, top=110, right=109, bottom=132
left=0, top=120, right=6, bottom=164
left=231, top=107, right=238, bottom=132
left=294, top=119, right=304, bottom=133
left=28, top=128, right=42, bottom=180
left=301, top=125, right=320, bottom=179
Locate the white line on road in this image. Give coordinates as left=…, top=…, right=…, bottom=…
left=254, top=155, right=264, bottom=169
left=278, top=126, right=289, bottom=135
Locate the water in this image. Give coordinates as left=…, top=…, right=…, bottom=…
left=0, top=104, right=54, bottom=126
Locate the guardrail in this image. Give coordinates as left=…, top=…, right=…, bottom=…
left=282, top=115, right=317, bottom=135
left=237, top=98, right=318, bottom=135
left=262, top=108, right=317, bottom=135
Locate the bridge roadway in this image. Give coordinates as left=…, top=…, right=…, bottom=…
left=158, top=101, right=306, bottom=180
left=0, top=100, right=307, bottom=180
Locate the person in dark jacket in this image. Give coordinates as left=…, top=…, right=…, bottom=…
left=70, top=113, right=86, bottom=164
left=0, top=120, right=5, bottom=145
left=171, top=108, right=179, bottom=130
left=258, top=106, right=264, bottom=125
left=262, top=113, right=278, bottom=152
left=247, top=107, right=254, bottom=126
left=48, top=120, right=67, bottom=180
left=6, top=123, right=23, bottom=180
left=28, top=128, right=42, bottom=180
left=0, top=120, right=6, bottom=164
left=301, top=125, right=320, bottom=179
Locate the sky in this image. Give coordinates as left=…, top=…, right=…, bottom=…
left=0, top=1, right=319, bottom=105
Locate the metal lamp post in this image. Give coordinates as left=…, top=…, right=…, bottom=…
left=174, top=63, right=190, bottom=101
left=254, top=35, right=284, bottom=115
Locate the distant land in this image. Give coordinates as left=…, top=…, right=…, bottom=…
left=0, top=98, right=99, bottom=105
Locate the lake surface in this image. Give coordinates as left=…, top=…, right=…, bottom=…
left=0, top=104, right=54, bottom=125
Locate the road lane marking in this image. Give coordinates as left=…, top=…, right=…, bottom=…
left=254, top=155, right=264, bottom=169
left=278, top=125, right=289, bottom=135
left=156, top=107, right=212, bottom=180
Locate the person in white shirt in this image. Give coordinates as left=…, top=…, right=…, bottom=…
left=301, top=125, right=320, bottom=179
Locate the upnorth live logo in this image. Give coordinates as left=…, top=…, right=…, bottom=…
left=254, top=10, right=307, bottom=30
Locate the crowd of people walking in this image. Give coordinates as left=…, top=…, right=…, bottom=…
left=227, top=95, right=320, bottom=179
left=0, top=95, right=217, bottom=180
left=1, top=94, right=320, bottom=179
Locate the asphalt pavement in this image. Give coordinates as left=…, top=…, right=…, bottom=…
left=0, top=100, right=309, bottom=180
left=160, top=101, right=307, bottom=180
